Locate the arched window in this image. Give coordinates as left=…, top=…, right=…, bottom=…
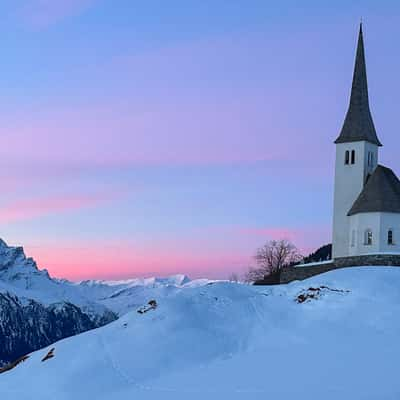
left=364, top=229, right=373, bottom=246
left=351, top=150, right=355, bottom=164
left=351, top=230, right=356, bottom=247
left=345, top=151, right=350, bottom=165
left=388, top=229, right=394, bottom=245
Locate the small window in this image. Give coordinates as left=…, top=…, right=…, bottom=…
left=367, top=152, right=371, bottom=166
left=371, top=153, right=374, bottom=167
left=364, top=229, right=373, bottom=246
left=388, top=229, right=394, bottom=245
left=351, top=230, right=356, bottom=247
left=351, top=150, right=355, bottom=164
left=345, top=151, right=350, bottom=165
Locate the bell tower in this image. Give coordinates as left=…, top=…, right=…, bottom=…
left=332, top=24, right=382, bottom=259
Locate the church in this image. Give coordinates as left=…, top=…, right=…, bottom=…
left=279, top=24, right=400, bottom=284
left=332, top=24, right=400, bottom=264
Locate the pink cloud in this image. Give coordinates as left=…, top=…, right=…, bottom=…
left=0, top=193, right=114, bottom=223
left=19, top=0, right=96, bottom=28
left=21, top=224, right=332, bottom=281
left=25, top=242, right=251, bottom=281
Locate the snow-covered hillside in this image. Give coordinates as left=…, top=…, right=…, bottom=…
left=74, top=274, right=213, bottom=315
left=0, top=239, right=208, bottom=364
left=2, top=267, right=400, bottom=400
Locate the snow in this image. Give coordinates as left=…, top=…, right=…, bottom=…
left=0, top=239, right=211, bottom=317
left=295, top=259, right=333, bottom=267
left=0, top=239, right=103, bottom=313
left=2, top=267, right=400, bottom=399
left=73, top=274, right=212, bottom=315
left=78, top=274, right=191, bottom=289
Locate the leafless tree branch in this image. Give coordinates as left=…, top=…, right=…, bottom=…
left=245, top=239, right=302, bottom=283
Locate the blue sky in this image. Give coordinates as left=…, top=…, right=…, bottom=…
left=1, top=1, right=400, bottom=279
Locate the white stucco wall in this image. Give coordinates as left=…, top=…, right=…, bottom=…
left=332, top=141, right=379, bottom=258
left=379, top=213, right=400, bottom=252
left=348, top=212, right=400, bottom=255
left=349, top=212, right=381, bottom=255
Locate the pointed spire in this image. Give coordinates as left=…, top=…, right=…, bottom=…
left=335, top=23, right=382, bottom=146
left=350, top=24, right=368, bottom=110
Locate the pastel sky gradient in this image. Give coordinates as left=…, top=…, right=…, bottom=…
left=2, top=1, right=400, bottom=280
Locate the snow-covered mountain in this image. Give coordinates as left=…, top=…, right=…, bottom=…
left=73, top=274, right=211, bottom=315
left=2, top=267, right=400, bottom=399
left=0, top=293, right=98, bottom=366
left=0, top=239, right=118, bottom=365
left=0, top=239, right=117, bottom=318
left=0, top=239, right=211, bottom=365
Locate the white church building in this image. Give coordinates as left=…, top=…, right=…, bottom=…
left=262, top=24, right=400, bottom=284
left=332, top=24, right=400, bottom=263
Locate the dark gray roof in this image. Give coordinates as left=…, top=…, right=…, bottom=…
left=348, top=165, right=400, bottom=216
left=335, top=24, right=382, bottom=146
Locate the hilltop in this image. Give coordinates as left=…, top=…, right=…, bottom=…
left=2, top=267, right=400, bottom=399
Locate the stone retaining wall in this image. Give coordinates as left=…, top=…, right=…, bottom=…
left=276, top=254, right=400, bottom=284
left=280, top=262, right=335, bottom=284
left=334, top=254, right=400, bottom=268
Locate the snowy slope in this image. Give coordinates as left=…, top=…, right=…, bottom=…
left=2, top=267, right=400, bottom=400
left=74, top=274, right=213, bottom=315
left=0, top=239, right=205, bottom=317
left=0, top=239, right=210, bottom=364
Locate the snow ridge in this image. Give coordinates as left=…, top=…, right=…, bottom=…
left=4, top=267, right=400, bottom=400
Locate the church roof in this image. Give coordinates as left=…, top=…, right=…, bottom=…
left=335, top=24, right=382, bottom=146
left=348, top=165, right=400, bottom=216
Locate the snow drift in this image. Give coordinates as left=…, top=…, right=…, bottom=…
left=2, top=267, right=400, bottom=399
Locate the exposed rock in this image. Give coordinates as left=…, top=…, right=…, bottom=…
left=0, top=292, right=108, bottom=365
left=137, top=299, right=158, bottom=314
left=41, top=348, right=55, bottom=362
left=296, top=286, right=350, bottom=303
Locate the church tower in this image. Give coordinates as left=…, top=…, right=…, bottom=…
left=332, top=24, right=382, bottom=259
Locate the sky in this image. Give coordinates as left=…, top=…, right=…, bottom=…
left=1, top=0, right=400, bottom=280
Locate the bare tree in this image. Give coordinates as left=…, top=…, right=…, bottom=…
left=245, top=239, right=302, bottom=283
left=228, top=273, right=239, bottom=283
left=244, top=266, right=265, bottom=283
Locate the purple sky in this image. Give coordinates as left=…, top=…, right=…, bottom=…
left=2, top=1, right=400, bottom=280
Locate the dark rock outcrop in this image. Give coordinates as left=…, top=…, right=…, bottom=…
left=0, top=292, right=113, bottom=366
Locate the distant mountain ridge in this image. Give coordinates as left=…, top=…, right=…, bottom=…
left=0, top=239, right=115, bottom=319
left=0, top=239, right=118, bottom=365
left=73, top=274, right=210, bottom=315
left=0, top=239, right=209, bottom=365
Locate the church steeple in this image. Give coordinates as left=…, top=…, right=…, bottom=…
left=335, top=23, right=382, bottom=146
